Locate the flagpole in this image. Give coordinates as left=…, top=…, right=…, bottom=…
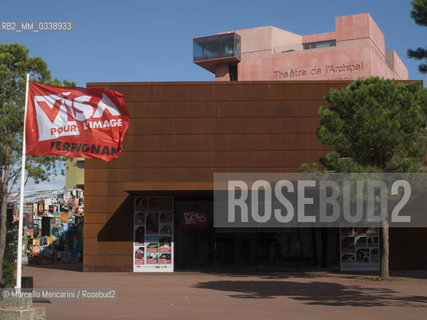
left=16, top=73, right=30, bottom=289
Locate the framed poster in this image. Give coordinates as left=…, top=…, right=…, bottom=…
left=133, top=196, right=174, bottom=272
left=339, top=226, right=380, bottom=271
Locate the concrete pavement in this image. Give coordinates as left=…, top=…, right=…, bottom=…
left=1, top=264, right=426, bottom=320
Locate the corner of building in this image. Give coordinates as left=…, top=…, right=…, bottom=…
left=65, top=157, right=85, bottom=190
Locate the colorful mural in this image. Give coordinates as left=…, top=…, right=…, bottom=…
left=8, top=189, right=84, bottom=265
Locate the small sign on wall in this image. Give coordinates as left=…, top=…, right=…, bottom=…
left=182, top=209, right=208, bottom=230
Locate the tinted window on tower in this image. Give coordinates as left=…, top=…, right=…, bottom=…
left=229, top=64, right=238, bottom=81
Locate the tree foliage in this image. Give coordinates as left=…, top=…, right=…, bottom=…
left=408, top=0, right=427, bottom=73
left=301, top=77, right=427, bottom=173
left=0, top=43, right=75, bottom=287
left=2, top=214, right=17, bottom=288
left=301, top=77, right=427, bottom=280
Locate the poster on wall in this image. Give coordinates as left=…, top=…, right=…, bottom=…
left=24, top=203, right=34, bottom=228
left=182, top=209, right=208, bottom=230
left=37, top=200, right=45, bottom=215
left=339, top=226, right=380, bottom=271
left=133, top=196, right=173, bottom=272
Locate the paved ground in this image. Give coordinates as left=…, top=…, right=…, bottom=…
left=2, top=264, right=427, bottom=320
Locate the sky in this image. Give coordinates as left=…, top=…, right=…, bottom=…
left=1, top=0, right=426, bottom=190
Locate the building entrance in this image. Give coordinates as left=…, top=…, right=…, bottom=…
left=173, top=197, right=339, bottom=271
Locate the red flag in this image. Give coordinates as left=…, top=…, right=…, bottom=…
left=26, top=82, right=130, bottom=161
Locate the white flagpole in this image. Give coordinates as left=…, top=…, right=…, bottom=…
left=16, top=73, right=30, bottom=289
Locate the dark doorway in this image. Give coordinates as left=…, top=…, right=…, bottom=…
left=174, top=199, right=215, bottom=270
left=229, top=64, right=238, bottom=81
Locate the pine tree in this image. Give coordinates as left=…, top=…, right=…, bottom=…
left=301, top=77, right=427, bottom=279
left=408, top=0, right=427, bottom=73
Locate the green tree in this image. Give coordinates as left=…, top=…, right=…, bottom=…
left=408, top=0, right=427, bottom=73
left=301, top=77, right=427, bottom=279
left=0, top=43, right=74, bottom=287
left=2, top=208, right=17, bottom=288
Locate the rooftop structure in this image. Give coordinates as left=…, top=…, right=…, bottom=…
left=193, top=13, right=408, bottom=81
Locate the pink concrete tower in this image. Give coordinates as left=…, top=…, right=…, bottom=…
left=193, top=13, right=408, bottom=81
